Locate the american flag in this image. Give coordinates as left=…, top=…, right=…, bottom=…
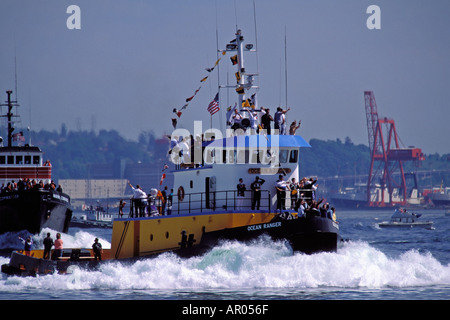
left=207, top=92, right=220, bottom=115
left=12, top=131, right=25, bottom=142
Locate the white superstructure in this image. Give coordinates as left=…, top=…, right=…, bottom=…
left=169, top=30, right=311, bottom=214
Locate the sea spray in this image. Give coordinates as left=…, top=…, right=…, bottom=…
left=2, top=239, right=450, bottom=293
left=0, top=228, right=111, bottom=251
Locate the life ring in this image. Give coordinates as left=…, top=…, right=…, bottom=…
left=177, top=186, right=185, bottom=202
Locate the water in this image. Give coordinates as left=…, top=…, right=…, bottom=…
left=1, top=209, right=450, bottom=300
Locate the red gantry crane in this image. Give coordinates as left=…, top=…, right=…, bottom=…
left=364, top=91, right=425, bottom=207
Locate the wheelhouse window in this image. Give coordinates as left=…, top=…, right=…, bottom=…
left=279, top=150, right=289, bottom=163
left=236, top=150, right=249, bottom=164
left=207, top=147, right=297, bottom=165
left=24, top=156, right=31, bottom=164
left=205, top=149, right=214, bottom=164
left=15, top=155, right=23, bottom=164
left=7, top=155, right=14, bottom=164
left=33, top=156, right=40, bottom=165
left=250, top=150, right=261, bottom=164
left=289, top=149, right=298, bottom=163
left=226, top=150, right=235, bottom=164
left=222, top=150, right=227, bottom=164
left=0, top=156, right=5, bottom=164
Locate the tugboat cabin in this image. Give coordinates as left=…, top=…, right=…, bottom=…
left=170, top=134, right=311, bottom=214
left=0, top=146, right=51, bottom=186
left=0, top=90, right=51, bottom=186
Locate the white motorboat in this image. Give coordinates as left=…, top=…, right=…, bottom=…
left=378, top=208, right=434, bottom=229
left=71, top=206, right=113, bottom=228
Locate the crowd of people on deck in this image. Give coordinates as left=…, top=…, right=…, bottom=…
left=19, top=232, right=103, bottom=261
left=125, top=173, right=336, bottom=222
left=284, top=176, right=337, bottom=221
left=127, top=181, right=173, bottom=218
left=18, top=232, right=64, bottom=259
left=168, top=104, right=302, bottom=167
left=236, top=175, right=337, bottom=222
left=229, top=105, right=301, bottom=136
left=0, top=178, right=63, bottom=194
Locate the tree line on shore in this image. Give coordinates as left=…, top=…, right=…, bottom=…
left=17, top=125, right=450, bottom=187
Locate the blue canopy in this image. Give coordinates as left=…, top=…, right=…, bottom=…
left=203, top=135, right=311, bottom=148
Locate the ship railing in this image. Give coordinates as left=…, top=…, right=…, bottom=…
left=126, top=188, right=317, bottom=218
left=172, top=189, right=272, bottom=215
left=127, top=189, right=271, bottom=217
left=273, top=188, right=315, bottom=211
left=0, top=187, right=71, bottom=203
left=287, top=188, right=315, bottom=202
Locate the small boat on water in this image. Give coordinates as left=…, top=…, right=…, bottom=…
left=378, top=208, right=434, bottom=229
left=1, top=28, right=341, bottom=277
left=70, top=205, right=113, bottom=229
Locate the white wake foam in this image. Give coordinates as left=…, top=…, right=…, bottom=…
left=0, top=228, right=111, bottom=251
left=1, top=238, right=450, bottom=292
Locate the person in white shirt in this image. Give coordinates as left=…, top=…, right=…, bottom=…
left=274, top=107, right=290, bottom=134
left=128, top=181, right=148, bottom=217
left=275, top=175, right=290, bottom=211
left=236, top=178, right=246, bottom=210
left=232, top=108, right=243, bottom=132
left=249, top=110, right=258, bottom=134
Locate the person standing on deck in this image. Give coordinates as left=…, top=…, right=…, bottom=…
left=289, top=120, right=301, bottom=135
left=43, top=233, right=54, bottom=260
left=276, top=175, right=289, bottom=211
left=92, top=238, right=103, bottom=261
left=250, top=176, right=266, bottom=210
left=118, top=199, right=126, bottom=218
left=53, top=233, right=63, bottom=260
left=236, top=178, right=246, bottom=210
left=128, top=181, right=148, bottom=217
left=274, top=107, right=290, bottom=134
left=261, top=108, right=273, bottom=135
left=289, top=178, right=299, bottom=210
left=18, top=236, right=33, bottom=256
left=161, top=186, right=168, bottom=215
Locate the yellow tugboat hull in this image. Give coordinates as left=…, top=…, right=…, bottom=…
left=111, top=211, right=276, bottom=259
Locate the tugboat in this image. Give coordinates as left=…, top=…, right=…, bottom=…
left=1, top=29, right=341, bottom=276
left=0, top=90, right=72, bottom=235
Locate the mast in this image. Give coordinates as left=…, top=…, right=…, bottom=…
left=222, top=30, right=258, bottom=111
left=285, top=26, right=288, bottom=108
left=236, top=29, right=246, bottom=108
left=0, top=90, right=20, bottom=147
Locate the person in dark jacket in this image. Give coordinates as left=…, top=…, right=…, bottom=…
left=92, top=238, right=103, bottom=261
left=250, top=176, right=265, bottom=210
left=18, top=236, right=33, bottom=256
left=43, top=233, right=54, bottom=260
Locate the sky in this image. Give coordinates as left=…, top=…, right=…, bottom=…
left=0, top=0, right=449, bottom=155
